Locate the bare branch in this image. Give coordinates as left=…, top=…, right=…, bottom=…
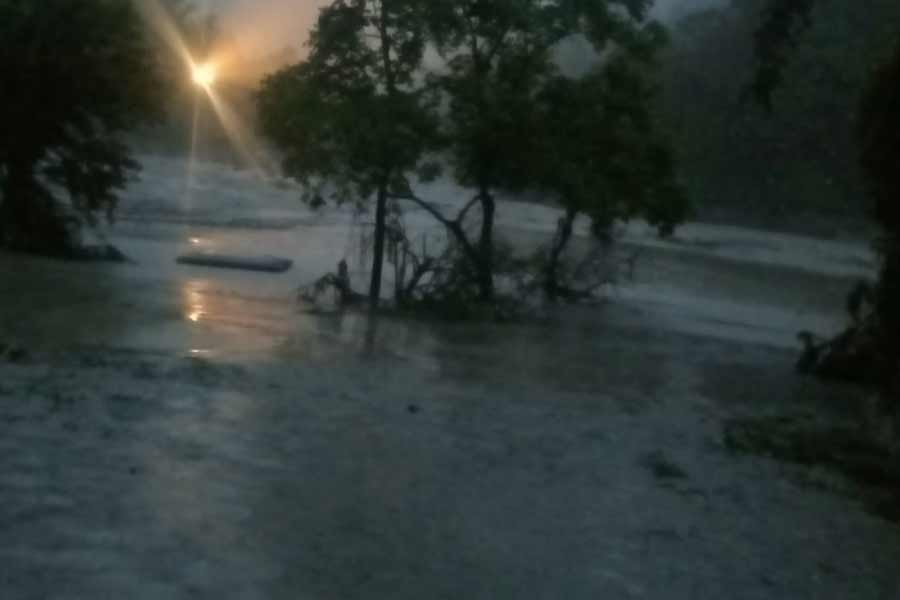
left=389, top=191, right=484, bottom=271
left=389, top=192, right=454, bottom=229
left=456, top=194, right=482, bottom=224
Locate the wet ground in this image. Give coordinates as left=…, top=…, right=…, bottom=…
left=1, top=156, right=898, bottom=599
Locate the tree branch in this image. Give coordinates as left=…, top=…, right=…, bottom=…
left=483, top=27, right=511, bottom=66
left=389, top=192, right=454, bottom=229
left=456, top=194, right=481, bottom=224
left=388, top=191, right=482, bottom=265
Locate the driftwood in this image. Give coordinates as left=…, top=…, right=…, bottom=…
left=300, top=260, right=365, bottom=307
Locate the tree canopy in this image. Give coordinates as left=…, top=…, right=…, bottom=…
left=259, top=0, right=438, bottom=307
left=658, top=0, right=900, bottom=232
left=0, top=0, right=164, bottom=254
left=260, top=0, right=686, bottom=311
left=423, top=0, right=676, bottom=301
left=750, top=0, right=900, bottom=395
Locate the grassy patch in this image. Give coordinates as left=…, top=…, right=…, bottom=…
left=724, top=414, right=900, bottom=523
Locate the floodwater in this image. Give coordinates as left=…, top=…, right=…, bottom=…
left=1, top=156, right=898, bottom=599
left=0, top=155, right=869, bottom=358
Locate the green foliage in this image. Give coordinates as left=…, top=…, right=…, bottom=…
left=530, top=49, right=686, bottom=300
left=428, top=0, right=665, bottom=194
left=0, top=0, right=163, bottom=253
left=259, top=0, right=437, bottom=206
left=421, top=0, right=681, bottom=302
left=258, top=0, right=439, bottom=306
left=535, top=57, right=686, bottom=238
left=261, top=0, right=685, bottom=310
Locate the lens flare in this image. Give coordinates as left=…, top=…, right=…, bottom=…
left=192, top=63, right=217, bottom=89
left=136, top=0, right=271, bottom=177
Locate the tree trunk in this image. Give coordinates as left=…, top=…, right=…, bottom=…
left=370, top=0, right=396, bottom=311
left=878, top=236, right=900, bottom=380
left=477, top=187, right=495, bottom=302
left=369, top=182, right=389, bottom=310
left=545, top=208, right=577, bottom=301
left=0, top=159, right=37, bottom=249
left=377, top=1, right=397, bottom=93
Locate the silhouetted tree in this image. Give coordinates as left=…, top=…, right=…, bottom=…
left=419, top=0, right=680, bottom=302
left=261, top=0, right=685, bottom=311
left=534, top=56, right=687, bottom=300
left=258, top=0, right=438, bottom=309
left=753, top=0, right=900, bottom=397
left=0, top=0, right=164, bottom=255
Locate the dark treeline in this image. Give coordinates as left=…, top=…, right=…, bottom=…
left=0, top=0, right=164, bottom=254
left=259, top=0, right=687, bottom=313
left=659, top=0, right=900, bottom=236
left=747, top=0, right=900, bottom=408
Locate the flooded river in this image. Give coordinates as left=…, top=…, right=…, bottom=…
left=1, top=156, right=897, bottom=599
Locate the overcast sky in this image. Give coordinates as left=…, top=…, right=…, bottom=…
left=208, top=0, right=727, bottom=71
left=653, top=0, right=727, bottom=21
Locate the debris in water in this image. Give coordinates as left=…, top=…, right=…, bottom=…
left=177, top=252, right=294, bottom=274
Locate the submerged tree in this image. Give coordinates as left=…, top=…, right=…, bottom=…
left=258, top=0, right=438, bottom=309
left=261, top=0, right=686, bottom=312
left=534, top=50, right=687, bottom=300
left=414, top=0, right=684, bottom=302
left=0, top=0, right=163, bottom=255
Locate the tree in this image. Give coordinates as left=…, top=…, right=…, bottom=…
left=258, top=0, right=437, bottom=309
left=261, top=0, right=684, bottom=312
left=752, top=0, right=900, bottom=397
left=534, top=51, right=687, bottom=300
left=0, top=0, right=164, bottom=254
left=657, top=0, right=900, bottom=231
left=417, top=0, right=681, bottom=302
left=858, top=45, right=900, bottom=394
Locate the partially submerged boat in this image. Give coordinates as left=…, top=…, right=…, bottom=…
left=177, top=252, right=294, bottom=274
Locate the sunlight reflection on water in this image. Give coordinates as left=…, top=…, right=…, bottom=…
left=185, top=281, right=209, bottom=324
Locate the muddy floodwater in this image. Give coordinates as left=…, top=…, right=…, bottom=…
left=1, top=157, right=898, bottom=599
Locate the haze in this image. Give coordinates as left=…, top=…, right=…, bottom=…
left=211, top=0, right=726, bottom=77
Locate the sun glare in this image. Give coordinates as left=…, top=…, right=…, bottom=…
left=137, top=0, right=268, bottom=176
left=192, top=63, right=217, bottom=89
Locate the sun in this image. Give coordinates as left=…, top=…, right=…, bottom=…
left=192, top=63, right=217, bottom=89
